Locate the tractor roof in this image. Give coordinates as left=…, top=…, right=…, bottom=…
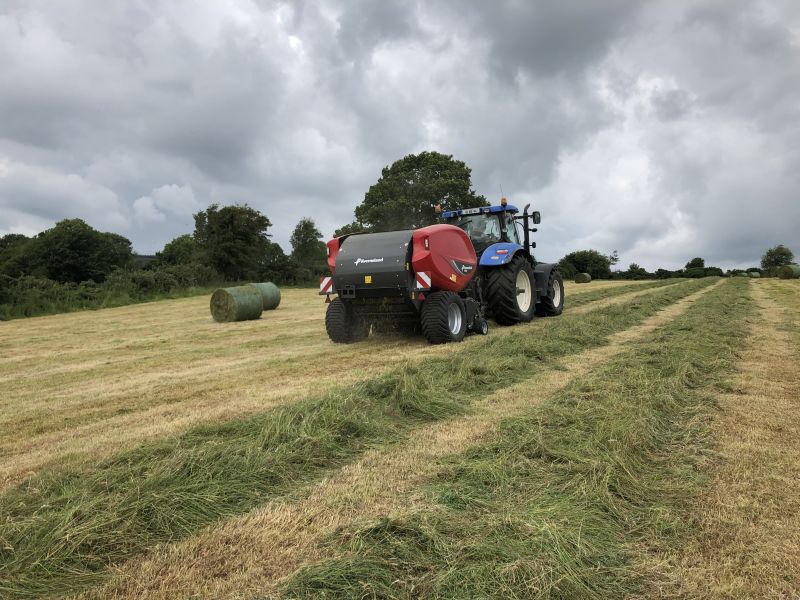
left=441, top=204, right=519, bottom=219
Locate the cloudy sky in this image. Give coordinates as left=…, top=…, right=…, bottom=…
left=1, top=1, right=798, bottom=270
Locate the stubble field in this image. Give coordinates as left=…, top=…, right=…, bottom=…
left=1, top=277, right=798, bottom=599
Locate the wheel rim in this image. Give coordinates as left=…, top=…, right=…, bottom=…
left=447, top=302, right=462, bottom=335
left=552, top=280, right=562, bottom=306
left=516, top=270, right=532, bottom=312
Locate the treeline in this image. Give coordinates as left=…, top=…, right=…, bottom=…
left=556, top=247, right=795, bottom=281
left=0, top=205, right=328, bottom=320
left=2, top=148, right=796, bottom=319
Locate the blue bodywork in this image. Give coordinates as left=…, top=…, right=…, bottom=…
left=478, top=242, right=523, bottom=266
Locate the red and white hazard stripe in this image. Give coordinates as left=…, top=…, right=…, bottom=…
left=415, top=271, right=432, bottom=290
left=319, top=276, right=334, bottom=294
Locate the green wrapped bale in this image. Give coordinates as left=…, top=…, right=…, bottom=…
left=778, top=264, right=800, bottom=279
left=210, top=286, right=263, bottom=322
left=748, top=271, right=761, bottom=278
left=574, top=273, right=592, bottom=284
left=737, top=272, right=749, bottom=277
left=250, top=282, right=281, bottom=310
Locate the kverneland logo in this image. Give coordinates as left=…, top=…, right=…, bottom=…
left=354, top=257, right=384, bottom=265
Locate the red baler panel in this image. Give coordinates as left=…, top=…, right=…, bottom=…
left=326, top=238, right=340, bottom=274
left=411, top=224, right=477, bottom=292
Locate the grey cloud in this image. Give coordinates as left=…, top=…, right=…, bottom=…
left=0, top=0, right=797, bottom=267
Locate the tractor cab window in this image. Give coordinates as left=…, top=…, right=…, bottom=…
left=451, top=213, right=501, bottom=253
left=503, top=214, right=520, bottom=244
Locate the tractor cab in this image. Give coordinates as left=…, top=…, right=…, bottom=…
left=441, top=200, right=540, bottom=257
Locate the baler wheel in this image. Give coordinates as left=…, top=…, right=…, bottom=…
left=485, top=254, right=536, bottom=325
left=420, top=291, right=467, bottom=344
left=536, top=270, right=565, bottom=316
left=325, top=298, right=370, bottom=343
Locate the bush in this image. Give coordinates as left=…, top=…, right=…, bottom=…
left=0, top=263, right=223, bottom=320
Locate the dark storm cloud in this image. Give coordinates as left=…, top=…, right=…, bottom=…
left=0, top=0, right=797, bottom=269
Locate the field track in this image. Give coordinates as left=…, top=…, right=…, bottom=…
left=0, top=279, right=655, bottom=488
left=3, top=278, right=798, bottom=599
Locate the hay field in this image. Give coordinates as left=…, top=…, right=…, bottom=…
left=0, top=279, right=652, bottom=489
left=2, top=278, right=797, bottom=599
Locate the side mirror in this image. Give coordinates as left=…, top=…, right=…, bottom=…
left=532, top=211, right=541, bottom=225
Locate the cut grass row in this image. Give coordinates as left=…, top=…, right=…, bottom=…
left=77, top=281, right=722, bottom=599
left=563, top=278, right=681, bottom=309
left=0, top=281, right=632, bottom=448
left=636, top=280, right=800, bottom=598
left=0, top=278, right=716, bottom=599
left=284, top=278, right=750, bottom=598
left=0, top=281, right=674, bottom=490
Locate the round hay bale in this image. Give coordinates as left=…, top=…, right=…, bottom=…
left=249, top=282, right=281, bottom=310
left=210, top=286, right=263, bottom=322
left=778, top=264, right=800, bottom=279
left=737, top=272, right=749, bottom=277
left=574, top=273, right=592, bottom=284
left=747, top=271, right=761, bottom=278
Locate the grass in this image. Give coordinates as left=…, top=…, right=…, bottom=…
left=0, top=280, right=678, bottom=489
left=0, top=278, right=716, bottom=599
left=76, top=279, right=721, bottom=600
left=563, top=278, right=681, bottom=309
left=284, top=278, right=750, bottom=599
left=636, top=279, right=800, bottom=598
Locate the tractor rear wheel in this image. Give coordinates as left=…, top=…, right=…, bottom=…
left=325, top=298, right=370, bottom=343
left=420, top=291, right=467, bottom=344
left=485, top=254, right=536, bottom=325
left=536, top=270, right=564, bottom=316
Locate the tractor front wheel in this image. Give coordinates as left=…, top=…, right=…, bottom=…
left=325, top=298, right=370, bottom=343
left=536, top=270, right=565, bottom=316
left=485, top=255, right=536, bottom=325
left=420, top=291, right=467, bottom=344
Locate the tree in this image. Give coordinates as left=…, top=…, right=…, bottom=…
left=0, top=234, right=32, bottom=278
left=558, top=250, right=612, bottom=279
left=256, top=239, right=293, bottom=283
left=333, top=221, right=366, bottom=238
left=193, top=204, right=272, bottom=281
left=608, top=250, right=620, bottom=266
left=685, top=257, right=705, bottom=269
left=290, top=218, right=327, bottom=275
left=624, top=263, right=650, bottom=279
left=155, top=234, right=198, bottom=266
left=761, top=244, right=794, bottom=270
left=23, top=219, right=132, bottom=283
left=352, top=151, right=487, bottom=232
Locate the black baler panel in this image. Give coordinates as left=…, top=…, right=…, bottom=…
left=334, top=231, right=414, bottom=295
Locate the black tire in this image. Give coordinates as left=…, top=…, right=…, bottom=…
left=325, top=298, right=370, bottom=343
left=473, top=318, right=489, bottom=335
left=485, top=254, right=536, bottom=325
left=420, top=291, right=467, bottom=344
left=536, top=270, right=565, bottom=316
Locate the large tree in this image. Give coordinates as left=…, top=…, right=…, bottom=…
left=558, top=250, right=612, bottom=279
left=761, top=244, right=794, bottom=270
left=22, top=219, right=132, bottom=283
left=193, top=204, right=272, bottom=281
left=290, top=218, right=327, bottom=273
left=351, top=151, right=487, bottom=232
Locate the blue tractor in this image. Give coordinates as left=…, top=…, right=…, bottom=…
left=440, top=199, right=564, bottom=327
left=322, top=198, right=564, bottom=344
